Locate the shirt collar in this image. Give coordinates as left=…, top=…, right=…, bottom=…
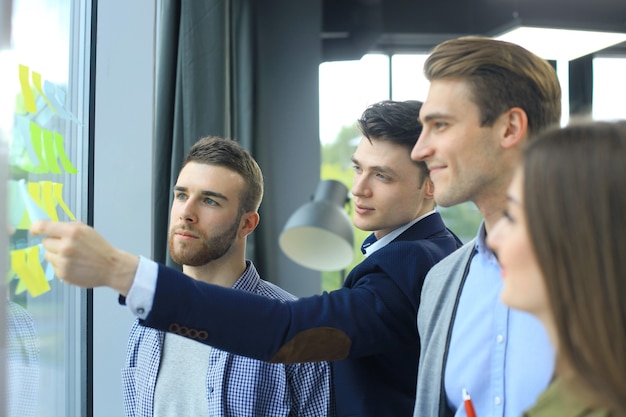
left=231, top=260, right=260, bottom=291
left=364, top=210, right=437, bottom=257
left=474, top=221, right=499, bottom=265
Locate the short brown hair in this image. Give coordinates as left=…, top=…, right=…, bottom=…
left=424, top=36, right=561, bottom=137
left=184, top=136, right=264, bottom=213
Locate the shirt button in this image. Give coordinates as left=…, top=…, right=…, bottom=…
left=207, top=387, right=214, bottom=393
left=496, top=334, right=504, bottom=343
left=136, top=307, right=145, bottom=315
left=494, top=396, right=502, bottom=405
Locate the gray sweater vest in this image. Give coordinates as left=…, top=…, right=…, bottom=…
left=413, top=240, right=476, bottom=417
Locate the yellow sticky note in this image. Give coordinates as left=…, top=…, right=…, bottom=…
left=43, top=129, right=61, bottom=174
left=27, top=181, right=42, bottom=209
left=18, top=64, right=37, bottom=113
left=16, top=181, right=38, bottom=229
left=31, top=71, right=57, bottom=113
left=29, top=121, right=48, bottom=173
left=54, top=132, right=78, bottom=174
left=16, top=179, right=50, bottom=230
left=53, top=182, right=76, bottom=220
left=40, top=181, right=58, bottom=221
left=11, top=247, right=51, bottom=297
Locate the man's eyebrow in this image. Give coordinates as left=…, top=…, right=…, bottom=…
left=351, top=156, right=397, bottom=176
left=371, top=165, right=397, bottom=177
left=420, top=112, right=453, bottom=123
left=201, top=190, right=228, bottom=201
left=173, top=186, right=228, bottom=201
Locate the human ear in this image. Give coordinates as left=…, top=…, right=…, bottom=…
left=500, top=107, right=528, bottom=149
left=240, top=212, right=260, bottom=237
left=423, top=177, right=435, bottom=200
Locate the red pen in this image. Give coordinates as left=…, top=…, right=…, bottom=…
left=462, top=388, right=477, bottom=417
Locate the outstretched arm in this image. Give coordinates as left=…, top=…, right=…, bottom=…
left=30, top=220, right=436, bottom=364
left=30, top=220, right=138, bottom=296
left=141, top=256, right=421, bottom=363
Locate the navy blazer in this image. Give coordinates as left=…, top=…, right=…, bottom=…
left=142, top=213, right=462, bottom=417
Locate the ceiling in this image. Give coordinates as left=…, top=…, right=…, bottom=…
left=322, top=0, right=626, bottom=61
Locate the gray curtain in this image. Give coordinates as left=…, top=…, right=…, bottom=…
left=153, top=0, right=254, bottom=267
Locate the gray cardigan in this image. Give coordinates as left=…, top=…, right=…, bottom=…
left=413, top=240, right=476, bottom=417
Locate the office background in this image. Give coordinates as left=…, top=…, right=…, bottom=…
left=1, top=0, right=625, bottom=416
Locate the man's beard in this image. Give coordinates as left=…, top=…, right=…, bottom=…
left=168, top=214, right=241, bottom=267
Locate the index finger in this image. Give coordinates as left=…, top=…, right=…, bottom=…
left=30, top=220, right=77, bottom=237
left=29, top=220, right=51, bottom=236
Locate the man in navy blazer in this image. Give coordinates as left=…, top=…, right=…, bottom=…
left=34, top=100, right=462, bottom=417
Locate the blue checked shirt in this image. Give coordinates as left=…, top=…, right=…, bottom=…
left=7, top=300, right=39, bottom=417
left=122, top=261, right=334, bottom=417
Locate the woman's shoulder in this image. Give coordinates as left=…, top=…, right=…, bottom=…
left=523, top=380, right=620, bottom=417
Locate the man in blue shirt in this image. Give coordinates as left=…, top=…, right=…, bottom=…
left=411, top=36, right=562, bottom=417
left=33, top=100, right=462, bottom=416
left=121, top=136, right=332, bottom=416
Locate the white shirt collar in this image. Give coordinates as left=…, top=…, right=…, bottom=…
left=364, top=210, right=437, bottom=257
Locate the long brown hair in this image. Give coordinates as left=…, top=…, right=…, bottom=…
left=523, top=120, right=626, bottom=414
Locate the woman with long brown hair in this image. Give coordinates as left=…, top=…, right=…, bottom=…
left=488, top=120, right=626, bottom=416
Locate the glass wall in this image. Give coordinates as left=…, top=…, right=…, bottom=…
left=0, top=1, right=12, bottom=409
left=3, top=0, right=92, bottom=415
left=593, top=56, right=626, bottom=120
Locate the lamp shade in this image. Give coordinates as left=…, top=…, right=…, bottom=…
left=279, top=180, right=354, bottom=271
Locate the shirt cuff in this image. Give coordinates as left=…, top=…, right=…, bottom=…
left=125, top=256, right=158, bottom=320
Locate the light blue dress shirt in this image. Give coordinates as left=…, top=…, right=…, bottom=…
left=444, top=223, right=555, bottom=417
